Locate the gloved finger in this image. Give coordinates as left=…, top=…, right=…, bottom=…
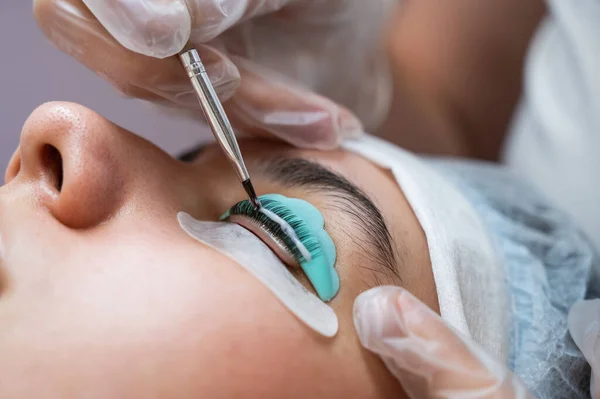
left=68, top=0, right=298, bottom=58
left=35, top=0, right=240, bottom=104
left=568, top=299, right=600, bottom=399
left=186, top=0, right=296, bottom=44
left=224, top=57, right=363, bottom=150
left=80, top=0, right=191, bottom=58
left=354, top=286, right=532, bottom=399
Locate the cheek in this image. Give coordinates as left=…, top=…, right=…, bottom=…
left=188, top=272, right=402, bottom=398
left=0, top=224, right=401, bottom=398
left=188, top=299, right=402, bottom=398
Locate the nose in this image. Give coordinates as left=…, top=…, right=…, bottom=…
left=5, top=102, right=127, bottom=229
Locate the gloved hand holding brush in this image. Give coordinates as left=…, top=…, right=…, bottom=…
left=34, top=0, right=396, bottom=149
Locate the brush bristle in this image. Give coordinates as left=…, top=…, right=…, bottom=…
left=225, top=198, right=322, bottom=264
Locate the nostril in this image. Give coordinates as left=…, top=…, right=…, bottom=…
left=41, top=145, right=63, bottom=192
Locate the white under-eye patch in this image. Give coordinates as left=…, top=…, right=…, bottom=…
left=178, top=212, right=339, bottom=337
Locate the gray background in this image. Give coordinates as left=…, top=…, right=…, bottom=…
left=0, top=2, right=204, bottom=171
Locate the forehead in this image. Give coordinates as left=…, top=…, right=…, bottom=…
left=190, top=139, right=401, bottom=201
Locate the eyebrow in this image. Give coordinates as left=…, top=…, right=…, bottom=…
left=178, top=145, right=207, bottom=162
left=259, top=157, right=401, bottom=286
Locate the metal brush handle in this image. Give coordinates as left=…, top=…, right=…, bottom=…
left=179, top=49, right=250, bottom=183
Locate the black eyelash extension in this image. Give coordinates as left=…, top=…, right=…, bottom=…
left=226, top=198, right=322, bottom=264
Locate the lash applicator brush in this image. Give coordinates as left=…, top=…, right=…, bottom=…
left=179, top=47, right=261, bottom=209
left=179, top=49, right=339, bottom=302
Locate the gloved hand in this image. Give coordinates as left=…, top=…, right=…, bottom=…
left=569, top=299, right=600, bottom=399
left=353, top=286, right=533, bottom=399
left=34, top=0, right=396, bottom=149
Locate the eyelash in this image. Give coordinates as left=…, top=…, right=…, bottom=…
left=226, top=198, right=320, bottom=264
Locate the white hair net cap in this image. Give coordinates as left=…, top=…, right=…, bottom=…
left=343, top=135, right=509, bottom=362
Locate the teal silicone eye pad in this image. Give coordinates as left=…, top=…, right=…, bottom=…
left=221, top=194, right=340, bottom=302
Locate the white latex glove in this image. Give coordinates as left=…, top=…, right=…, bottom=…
left=354, top=286, right=533, bottom=399
left=34, top=0, right=396, bottom=149
left=569, top=299, right=600, bottom=399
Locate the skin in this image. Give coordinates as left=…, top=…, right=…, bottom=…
left=0, top=102, right=436, bottom=398
left=378, top=0, right=546, bottom=160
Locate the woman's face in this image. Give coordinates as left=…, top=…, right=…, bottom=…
left=0, top=102, right=436, bottom=398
